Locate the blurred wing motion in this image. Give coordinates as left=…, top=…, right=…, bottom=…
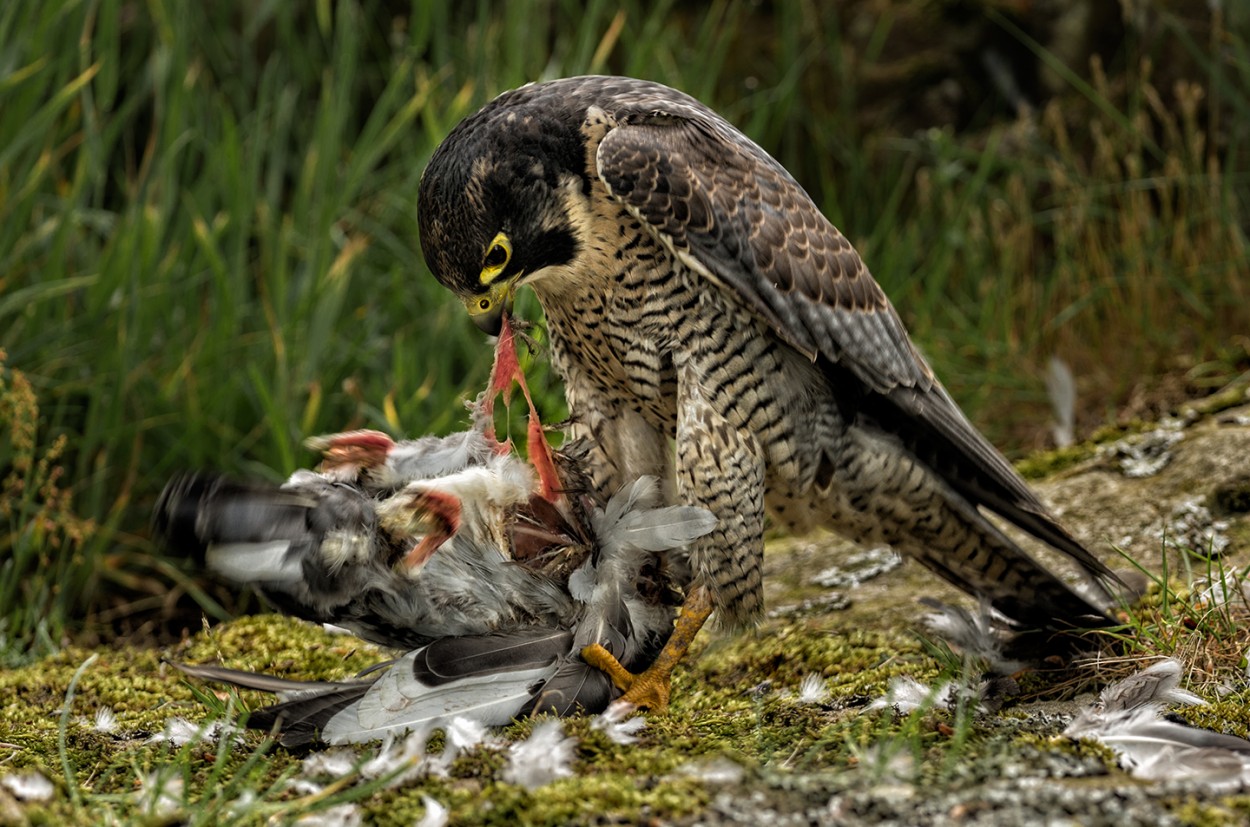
left=158, top=435, right=715, bottom=744
left=155, top=428, right=580, bottom=649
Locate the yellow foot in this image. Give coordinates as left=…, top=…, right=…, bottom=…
left=580, top=644, right=672, bottom=711
left=580, top=584, right=715, bottom=713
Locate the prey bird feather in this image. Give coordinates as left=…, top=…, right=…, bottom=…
left=1063, top=659, right=1250, bottom=789
left=157, top=413, right=713, bottom=744
left=417, top=75, right=1118, bottom=709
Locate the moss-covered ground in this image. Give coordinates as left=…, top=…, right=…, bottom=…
left=7, top=399, right=1250, bottom=825
left=3, top=604, right=1250, bottom=825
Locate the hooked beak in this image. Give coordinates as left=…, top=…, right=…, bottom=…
left=472, top=303, right=505, bottom=336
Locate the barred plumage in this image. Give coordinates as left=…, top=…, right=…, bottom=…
left=418, top=76, right=1116, bottom=708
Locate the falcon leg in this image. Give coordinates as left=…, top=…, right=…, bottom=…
left=674, top=359, right=766, bottom=626
left=581, top=584, right=714, bottom=712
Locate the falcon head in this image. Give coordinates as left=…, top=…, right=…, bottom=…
left=418, top=88, right=588, bottom=335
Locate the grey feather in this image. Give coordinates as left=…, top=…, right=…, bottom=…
left=165, top=450, right=714, bottom=743
left=1065, top=707, right=1250, bottom=754
left=156, top=437, right=579, bottom=649
left=919, top=597, right=1025, bottom=675
left=1063, top=658, right=1250, bottom=788
left=1098, top=658, right=1205, bottom=713
left=169, top=661, right=375, bottom=702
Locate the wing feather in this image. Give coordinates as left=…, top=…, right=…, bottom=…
left=594, top=98, right=1113, bottom=583
left=597, top=108, right=930, bottom=394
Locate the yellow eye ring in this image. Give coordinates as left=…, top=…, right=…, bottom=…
left=479, top=232, right=512, bottom=284
left=477, top=297, right=492, bottom=311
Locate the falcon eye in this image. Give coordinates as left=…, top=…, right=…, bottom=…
left=479, top=232, right=513, bottom=284
left=477, top=297, right=492, bottom=311
left=484, top=244, right=508, bottom=269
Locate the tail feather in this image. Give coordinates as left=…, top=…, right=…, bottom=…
left=844, top=368, right=1119, bottom=628
left=251, top=689, right=374, bottom=748
left=909, top=496, right=1114, bottom=631
left=521, top=659, right=615, bottom=717
left=412, top=629, right=572, bottom=685
left=168, top=660, right=375, bottom=700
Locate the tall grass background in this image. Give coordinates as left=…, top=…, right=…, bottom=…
left=2, top=0, right=1247, bottom=662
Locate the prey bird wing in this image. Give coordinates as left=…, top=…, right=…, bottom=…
left=594, top=100, right=1115, bottom=594
left=173, top=630, right=571, bottom=747
left=154, top=431, right=580, bottom=650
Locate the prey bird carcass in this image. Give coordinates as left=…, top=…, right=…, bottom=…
left=156, top=327, right=714, bottom=745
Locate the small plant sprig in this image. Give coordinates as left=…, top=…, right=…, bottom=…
left=0, top=351, right=97, bottom=664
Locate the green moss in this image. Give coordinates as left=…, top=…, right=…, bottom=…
left=1180, top=386, right=1250, bottom=419
left=1016, top=442, right=1101, bottom=480
left=1168, top=799, right=1250, bottom=827
left=5, top=589, right=1249, bottom=824
left=176, top=613, right=386, bottom=679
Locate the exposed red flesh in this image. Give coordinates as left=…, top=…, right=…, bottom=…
left=315, top=430, right=396, bottom=477
left=481, top=313, right=563, bottom=502
left=400, top=488, right=463, bottom=570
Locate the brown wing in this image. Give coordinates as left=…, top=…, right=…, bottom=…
left=594, top=100, right=1113, bottom=582
left=595, top=103, right=932, bottom=396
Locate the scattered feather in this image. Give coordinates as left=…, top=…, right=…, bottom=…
left=92, top=706, right=118, bottom=733
left=360, top=730, right=432, bottom=787
left=301, top=749, right=359, bottom=780
left=592, top=702, right=646, bottom=745
left=795, top=673, right=830, bottom=705
left=1097, top=658, right=1204, bottom=712
left=1064, top=659, right=1250, bottom=789
left=920, top=598, right=1024, bottom=674
left=868, top=675, right=995, bottom=715
left=502, top=720, right=575, bottom=789
left=415, top=795, right=450, bottom=827
left=1045, top=356, right=1076, bottom=448
left=444, top=716, right=495, bottom=755
left=1128, top=744, right=1250, bottom=793
left=0, top=772, right=54, bottom=803
left=285, top=777, right=325, bottom=796
left=134, top=770, right=183, bottom=818
left=148, top=716, right=236, bottom=747
left=674, top=756, right=746, bottom=785
left=869, top=677, right=958, bottom=713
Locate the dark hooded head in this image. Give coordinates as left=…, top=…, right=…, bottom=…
left=418, top=85, right=588, bottom=334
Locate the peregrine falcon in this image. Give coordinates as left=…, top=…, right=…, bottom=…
left=417, top=76, right=1115, bottom=709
